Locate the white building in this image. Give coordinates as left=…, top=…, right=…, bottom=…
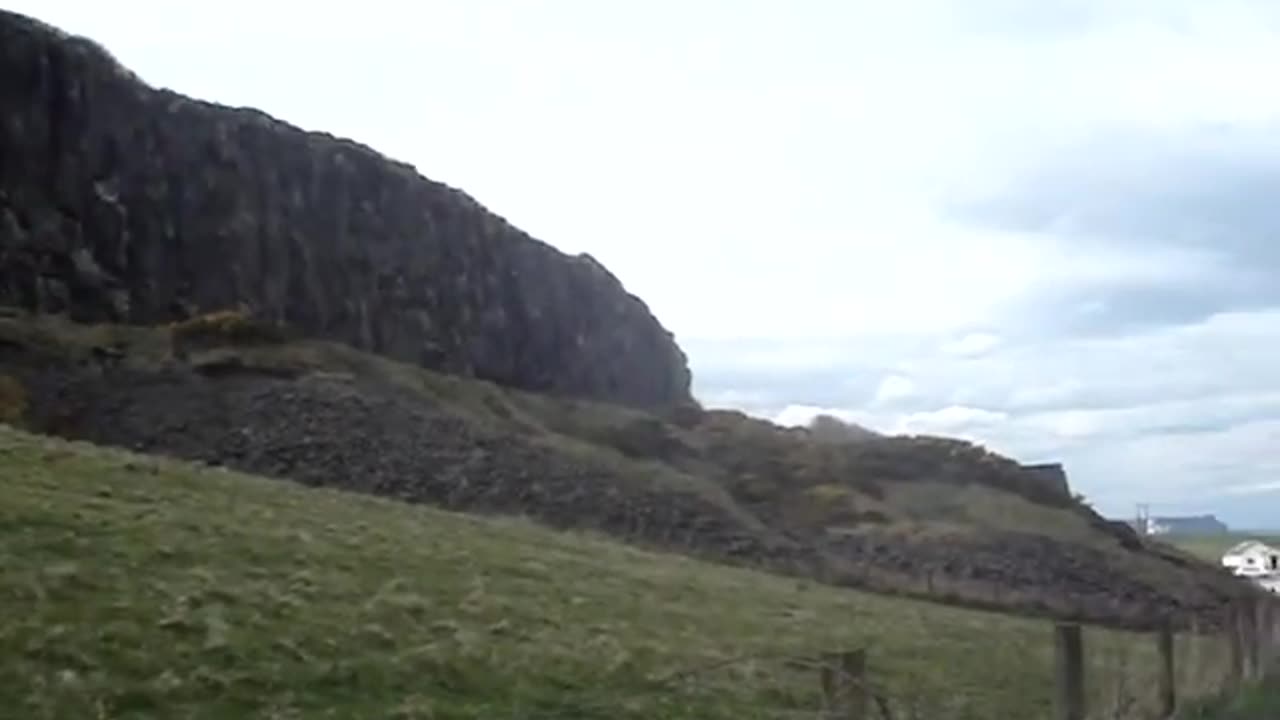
left=1221, top=540, right=1280, bottom=593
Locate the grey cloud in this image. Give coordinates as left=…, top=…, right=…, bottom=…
left=685, top=335, right=940, bottom=412
left=1008, top=284, right=1270, bottom=340
left=1198, top=493, right=1280, bottom=530
left=951, top=128, right=1280, bottom=335
left=692, top=367, right=870, bottom=415
left=957, top=129, right=1280, bottom=255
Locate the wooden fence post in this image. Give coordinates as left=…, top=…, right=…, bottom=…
left=1156, top=620, right=1176, bottom=718
left=1244, top=597, right=1261, bottom=681
left=1261, top=599, right=1279, bottom=675
left=1054, top=623, right=1086, bottom=720
left=1272, top=599, right=1280, bottom=674
left=820, top=649, right=868, bottom=720
left=1254, top=599, right=1269, bottom=674
left=1228, top=602, right=1246, bottom=689
left=1268, top=598, right=1279, bottom=674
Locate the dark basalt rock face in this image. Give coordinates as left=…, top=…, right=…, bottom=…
left=1019, top=462, right=1071, bottom=500
left=0, top=10, right=692, bottom=409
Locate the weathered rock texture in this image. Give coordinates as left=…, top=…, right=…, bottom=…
left=0, top=10, right=691, bottom=408
left=1019, top=462, right=1071, bottom=500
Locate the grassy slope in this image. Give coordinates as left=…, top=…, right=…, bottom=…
left=1166, top=536, right=1280, bottom=719
left=0, top=426, right=1232, bottom=720
left=0, top=311, right=1249, bottom=632
left=1179, top=679, right=1280, bottom=720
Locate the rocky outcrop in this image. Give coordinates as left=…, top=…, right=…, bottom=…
left=13, top=361, right=817, bottom=578
left=1019, top=462, right=1071, bottom=500
left=0, top=10, right=691, bottom=409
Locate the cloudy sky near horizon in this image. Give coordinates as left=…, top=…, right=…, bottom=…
left=14, top=0, right=1280, bottom=527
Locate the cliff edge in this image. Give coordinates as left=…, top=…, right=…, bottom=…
left=0, top=10, right=691, bottom=408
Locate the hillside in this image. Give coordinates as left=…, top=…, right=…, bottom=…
left=0, top=310, right=1254, bottom=630
left=1, top=8, right=1272, bottom=718
left=0, top=425, right=1235, bottom=719
left=0, top=8, right=688, bottom=409
left=0, top=5, right=1259, bottom=640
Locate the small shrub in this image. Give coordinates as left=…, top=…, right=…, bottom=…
left=0, top=374, right=27, bottom=424
left=168, top=306, right=286, bottom=349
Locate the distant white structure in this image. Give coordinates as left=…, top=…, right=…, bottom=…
left=1138, top=517, right=1169, bottom=535
left=1133, top=504, right=1171, bottom=535
left=1222, top=540, right=1280, bottom=593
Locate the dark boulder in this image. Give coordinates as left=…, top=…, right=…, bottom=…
left=0, top=9, right=692, bottom=409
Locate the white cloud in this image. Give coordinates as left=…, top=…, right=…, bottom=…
left=1007, top=380, right=1089, bottom=409
left=1027, top=410, right=1103, bottom=441
left=872, top=374, right=918, bottom=405
left=772, top=404, right=883, bottom=431
left=1222, top=481, right=1280, bottom=496
left=1067, top=418, right=1280, bottom=506
left=901, top=405, right=1009, bottom=434
left=941, top=332, right=1003, bottom=358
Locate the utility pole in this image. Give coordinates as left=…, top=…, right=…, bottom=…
left=1135, top=503, right=1151, bottom=535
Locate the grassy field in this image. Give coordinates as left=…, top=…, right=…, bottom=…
left=1167, top=534, right=1280, bottom=563
left=0, top=425, right=1233, bottom=719
left=1164, top=536, right=1280, bottom=719
left=1179, top=679, right=1280, bottom=720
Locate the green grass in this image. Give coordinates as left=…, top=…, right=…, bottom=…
left=1179, top=679, right=1280, bottom=719
left=1167, top=534, right=1280, bottom=564
left=882, top=481, right=1105, bottom=543
left=0, top=426, right=1233, bottom=719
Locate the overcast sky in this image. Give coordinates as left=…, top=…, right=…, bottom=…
left=15, top=0, right=1280, bottom=527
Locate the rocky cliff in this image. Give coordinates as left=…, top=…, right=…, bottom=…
left=0, top=10, right=691, bottom=409
left=1019, top=462, right=1071, bottom=500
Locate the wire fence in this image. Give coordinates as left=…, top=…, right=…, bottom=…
left=792, top=594, right=1278, bottom=719
left=487, top=593, right=1279, bottom=720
